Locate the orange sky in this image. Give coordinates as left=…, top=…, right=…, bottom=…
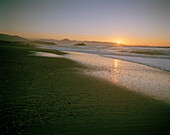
left=2, top=31, right=170, bottom=46
left=1, top=0, right=170, bottom=46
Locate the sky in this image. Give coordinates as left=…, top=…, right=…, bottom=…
left=1, top=0, right=170, bottom=46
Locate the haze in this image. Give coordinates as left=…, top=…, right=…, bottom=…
left=1, top=0, right=170, bottom=46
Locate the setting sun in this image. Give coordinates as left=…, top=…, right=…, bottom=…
left=1, top=0, right=170, bottom=134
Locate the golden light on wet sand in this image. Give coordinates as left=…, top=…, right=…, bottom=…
left=113, top=59, right=118, bottom=83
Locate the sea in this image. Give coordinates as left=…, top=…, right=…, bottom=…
left=43, top=44, right=170, bottom=72
left=36, top=44, right=170, bottom=102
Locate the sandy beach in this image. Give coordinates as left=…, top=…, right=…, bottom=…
left=33, top=46, right=170, bottom=103
left=1, top=42, right=170, bottom=135
left=64, top=51, right=170, bottom=103
left=1, top=0, right=170, bottom=134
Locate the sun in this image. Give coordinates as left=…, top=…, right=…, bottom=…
left=117, top=41, right=120, bottom=44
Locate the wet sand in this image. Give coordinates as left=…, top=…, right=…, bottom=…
left=64, top=51, right=170, bottom=103
left=1, top=42, right=170, bottom=135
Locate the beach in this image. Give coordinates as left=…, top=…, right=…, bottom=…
left=39, top=44, right=170, bottom=103
left=1, top=42, right=170, bottom=135
left=64, top=51, right=170, bottom=103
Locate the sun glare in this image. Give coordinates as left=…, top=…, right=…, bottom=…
left=117, top=41, right=120, bottom=44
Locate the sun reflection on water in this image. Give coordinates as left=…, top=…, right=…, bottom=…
left=112, top=59, right=118, bottom=83
left=65, top=51, right=170, bottom=102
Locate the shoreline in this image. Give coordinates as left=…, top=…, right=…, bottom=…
left=102, top=54, right=170, bottom=72
left=33, top=48, right=170, bottom=103
left=64, top=51, right=170, bottom=103
left=1, top=42, right=170, bottom=135
left=38, top=44, right=170, bottom=72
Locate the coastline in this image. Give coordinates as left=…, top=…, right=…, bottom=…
left=63, top=51, right=170, bottom=103
left=103, top=54, right=170, bottom=72
left=39, top=44, right=170, bottom=72
left=35, top=45, right=170, bottom=103
left=1, top=42, right=170, bottom=135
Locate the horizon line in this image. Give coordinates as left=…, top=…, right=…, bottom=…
left=1, top=32, right=170, bottom=47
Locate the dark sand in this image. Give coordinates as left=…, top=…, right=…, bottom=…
left=0, top=41, right=170, bottom=135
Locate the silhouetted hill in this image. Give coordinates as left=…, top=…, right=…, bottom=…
left=60, top=38, right=71, bottom=42
left=0, top=33, right=28, bottom=42
left=31, top=40, right=56, bottom=45
left=41, top=38, right=115, bottom=46
left=83, top=41, right=114, bottom=46
left=58, top=38, right=73, bottom=45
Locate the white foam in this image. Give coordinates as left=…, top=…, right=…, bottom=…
left=30, top=51, right=64, bottom=58
left=65, top=51, right=170, bottom=103
left=38, top=45, right=170, bottom=72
